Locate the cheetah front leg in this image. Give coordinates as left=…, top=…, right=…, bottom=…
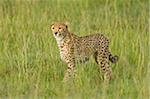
left=63, top=58, right=76, bottom=82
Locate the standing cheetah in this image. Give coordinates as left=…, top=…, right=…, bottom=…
left=50, top=22, right=118, bottom=82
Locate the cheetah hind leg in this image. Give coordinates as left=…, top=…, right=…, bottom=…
left=94, top=51, right=112, bottom=83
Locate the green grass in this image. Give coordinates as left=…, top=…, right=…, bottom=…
left=0, top=0, right=149, bottom=98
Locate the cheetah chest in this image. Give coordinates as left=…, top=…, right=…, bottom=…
left=58, top=41, right=73, bottom=62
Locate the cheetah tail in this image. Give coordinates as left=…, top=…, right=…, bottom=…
left=109, top=52, right=119, bottom=63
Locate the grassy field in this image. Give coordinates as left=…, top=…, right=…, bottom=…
left=0, top=0, right=149, bottom=98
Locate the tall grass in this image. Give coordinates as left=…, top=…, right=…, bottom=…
left=0, top=0, right=149, bottom=98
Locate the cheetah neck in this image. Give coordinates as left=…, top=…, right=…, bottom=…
left=56, top=32, right=71, bottom=46
left=56, top=32, right=78, bottom=49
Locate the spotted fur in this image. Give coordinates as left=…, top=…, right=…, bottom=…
left=51, top=22, right=119, bottom=82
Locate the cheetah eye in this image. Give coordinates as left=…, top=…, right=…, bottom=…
left=59, top=27, right=61, bottom=29
left=52, top=27, right=54, bottom=29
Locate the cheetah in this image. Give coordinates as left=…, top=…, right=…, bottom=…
left=50, top=22, right=119, bottom=82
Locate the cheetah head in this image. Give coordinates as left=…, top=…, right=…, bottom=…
left=51, top=22, right=68, bottom=41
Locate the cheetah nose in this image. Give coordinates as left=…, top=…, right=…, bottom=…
left=55, top=32, right=58, bottom=35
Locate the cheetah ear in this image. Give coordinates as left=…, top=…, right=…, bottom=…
left=50, top=23, right=54, bottom=28
left=66, top=25, right=68, bottom=29
left=64, top=21, right=69, bottom=29
left=50, top=23, right=55, bottom=30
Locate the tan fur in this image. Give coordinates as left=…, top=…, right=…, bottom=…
left=51, top=22, right=118, bottom=82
